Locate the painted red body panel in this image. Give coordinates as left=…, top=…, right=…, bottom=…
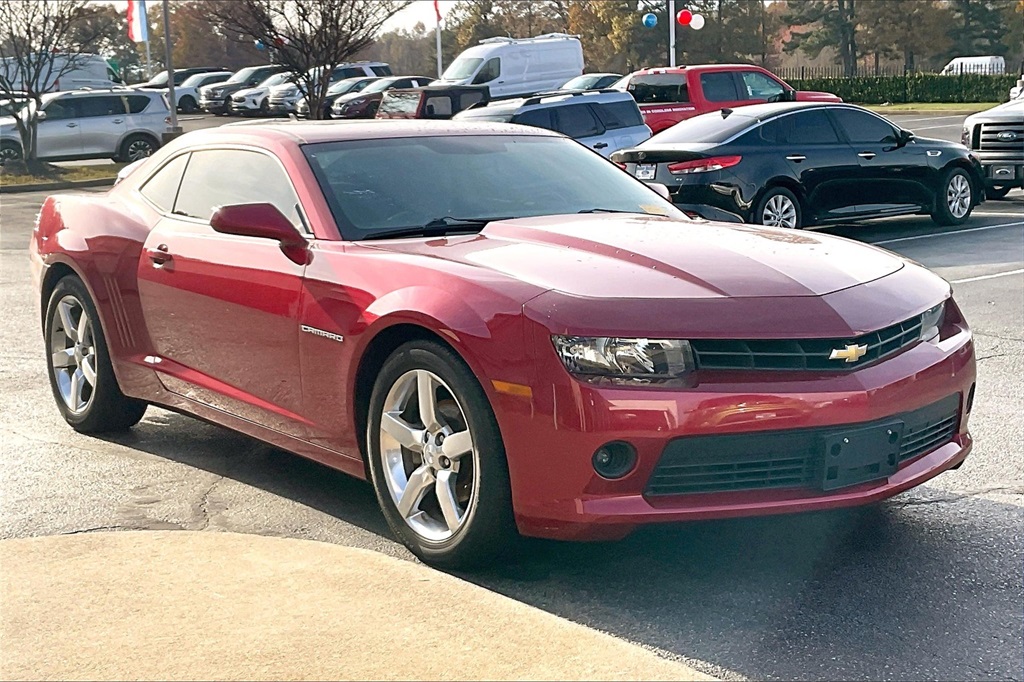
left=625, top=65, right=842, bottom=134
left=29, top=122, right=974, bottom=541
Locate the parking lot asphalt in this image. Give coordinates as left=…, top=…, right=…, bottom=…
left=2, top=179, right=1022, bottom=677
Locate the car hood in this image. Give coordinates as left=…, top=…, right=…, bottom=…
left=336, top=91, right=378, bottom=105
left=965, top=99, right=1024, bottom=126
left=372, top=214, right=904, bottom=300
left=234, top=86, right=265, bottom=98
left=795, top=90, right=843, bottom=102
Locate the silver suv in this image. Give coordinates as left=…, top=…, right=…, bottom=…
left=0, top=89, right=169, bottom=163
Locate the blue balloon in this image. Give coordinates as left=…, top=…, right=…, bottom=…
left=254, top=40, right=266, bottom=51
left=642, top=12, right=658, bottom=28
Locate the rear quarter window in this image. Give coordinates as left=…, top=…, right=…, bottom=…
left=593, top=100, right=644, bottom=129
left=126, top=95, right=151, bottom=114
left=371, top=65, right=392, bottom=77
left=424, top=96, right=453, bottom=117
left=625, top=74, right=689, bottom=104
left=139, top=153, right=189, bottom=212
left=513, top=107, right=554, bottom=130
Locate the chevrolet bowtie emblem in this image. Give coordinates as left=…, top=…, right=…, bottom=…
left=829, top=343, right=868, bottom=363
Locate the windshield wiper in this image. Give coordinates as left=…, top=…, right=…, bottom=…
left=577, top=208, right=638, bottom=214
left=360, top=216, right=515, bottom=241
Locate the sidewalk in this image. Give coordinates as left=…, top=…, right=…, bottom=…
left=0, top=531, right=715, bottom=681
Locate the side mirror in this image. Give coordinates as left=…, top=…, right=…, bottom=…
left=35, top=110, right=47, bottom=121
left=898, top=128, right=915, bottom=146
left=210, top=203, right=310, bottom=265
left=649, top=182, right=672, bottom=201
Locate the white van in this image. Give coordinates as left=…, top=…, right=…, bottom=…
left=940, top=56, right=1005, bottom=75
left=433, top=33, right=584, bottom=99
left=1, top=53, right=121, bottom=92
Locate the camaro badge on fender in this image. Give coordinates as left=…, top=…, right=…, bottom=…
left=830, top=343, right=868, bottom=363
left=301, top=325, right=344, bottom=343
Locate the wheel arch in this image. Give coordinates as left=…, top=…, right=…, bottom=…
left=40, top=260, right=85, bottom=331
left=751, top=177, right=806, bottom=221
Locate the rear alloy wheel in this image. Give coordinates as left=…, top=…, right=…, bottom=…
left=45, top=276, right=147, bottom=432
left=755, top=187, right=802, bottom=229
left=932, top=168, right=974, bottom=226
left=0, top=141, right=22, bottom=165
left=119, top=135, right=157, bottom=163
left=178, top=95, right=198, bottom=114
left=367, top=340, right=516, bottom=568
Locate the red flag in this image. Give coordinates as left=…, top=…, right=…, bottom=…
left=434, top=0, right=442, bottom=24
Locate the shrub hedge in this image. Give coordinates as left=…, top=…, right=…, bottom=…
left=785, top=73, right=1018, bottom=104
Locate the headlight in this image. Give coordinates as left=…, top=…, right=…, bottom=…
left=920, top=302, right=945, bottom=341
left=961, top=126, right=970, bottom=145
left=552, top=336, right=694, bottom=382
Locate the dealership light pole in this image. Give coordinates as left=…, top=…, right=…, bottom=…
left=668, top=0, right=676, bottom=67
left=161, top=0, right=181, bottom=142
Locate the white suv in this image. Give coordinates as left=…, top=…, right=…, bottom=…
left=0, top=89, right=169, bottom=163
left=452, top=89, right=651, bottom=157
left=267, top=61, right=391, bottom=114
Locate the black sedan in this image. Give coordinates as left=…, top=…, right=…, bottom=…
left=611, top=102, right=985, bottom=228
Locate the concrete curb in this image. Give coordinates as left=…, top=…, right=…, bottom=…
left=0, top=531, right=717, bottom=681
left=0, top=176, right=115, bottom=194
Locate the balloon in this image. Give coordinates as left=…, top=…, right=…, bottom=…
left=677, top=9, right=692, bottom=25
left=690, top=13, right=705, bottom=30
left=642, top=12, right=658, bottom=28
left=274, top=36, right=285, bottom=47
left=254, top=40, right=265, bottom=51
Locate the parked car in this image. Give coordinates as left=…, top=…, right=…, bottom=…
left=230, top=71, right=294, bottom=116
left=454, top=89, right=650, bottom=157
left=268, top=62, right=392, bottom=115
left=560, top=73, right=622, bottom=90
left=433, top=34, right=584, bottom=98
left=940, top=56, right=1005, bottom=75
left=376, top=85, right=489, bottom=120
left=0, top=89, right=168, bottom=163
left=612, top=102, right=984, bottom=228
left=612, top=64, right=841, bottom=133
left=331, top=76, right=433, bottom=119
left=0, top=91, right=30, bottom=118
left=136, top=66, right=225, bottom=90
left=296, top=76, right=379, bottom=119
left=962, top=98, right=1024, bottom=199
left=200, top=64, right=286, bottom=115
left=172, top=71, right=232, bottom=113
left=1, top=53, right=122, bottom=92
left=31, top=120, right=976, bottom=569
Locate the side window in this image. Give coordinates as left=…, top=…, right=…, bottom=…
left=513, top=107, right=554, bottom=130
left=371, top=65, right=392, bottom=77
left=593, top=100, right=644, bottom=130
left=423, top=96, right=452, bottom=117
left=700, top=72, right=741, bottom=102
left=473, top=58, right=500, bottom=84
left=339, top=67, right=364, bottom=79
left=41, top=99, right=77, bottom=121
left=140, top=153, right=190, bottom=212
left=831, top=108, right=898, bottom=143
left=554, top=104, right=603, bottom=138
left=625, top=74, right=689, bottom=104
left=758, top=119, right=780, bottom=144
left=458, top=92, right=485, bottom=111
left=173, top=150, right=303, bottom=229
left=77, top=96, right=126, bottom=118
left=788, top=110, right=840, bottom=144
left=740, top=71, right=784, bottom=101
left=125, top=95, right=151, bottom=114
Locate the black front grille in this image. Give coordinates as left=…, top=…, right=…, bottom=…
left=645, top=394, right=961, bottom=497
left=979, top=122, right=1024, bottom=152
left=690, top=314, right=923, bottom=372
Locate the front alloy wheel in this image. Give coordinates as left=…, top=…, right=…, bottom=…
left=50, top=295, right=97, bottom=414
left=931, top=168, right=974, bottom=226
left=947, top=173, right=971, bottom=219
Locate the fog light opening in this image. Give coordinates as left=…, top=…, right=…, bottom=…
left=965, top=383, right=975, bottom=414
left=592, top=441, right=637, bottom=479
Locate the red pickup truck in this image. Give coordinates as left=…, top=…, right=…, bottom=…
left=614, top=64, right=841, bottom=133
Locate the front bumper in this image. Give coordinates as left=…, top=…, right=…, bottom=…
left=200, top=97, right=229, bottom=114
left=268, top=97, right=299, bottom=113
left=973, top=152, right=1024, bottom=188
left=230, top=98, right=262, bottom=114
left=500, top=303, right=975, bottom=541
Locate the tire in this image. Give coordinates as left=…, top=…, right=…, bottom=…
left=366, top=340, right=517, bottom=569
left=179, top=95, right=198, bottom=114
left=0, top=140, right=23, bottom=165
left=986, top=186, right=1012, bottom=200
left=931, top=167, right=975, bottom=226
left=753, top=186, right=802, bottom=228
left=117, top=134, right=158, bottom=163
left=258, top=99, right=270, bottom=116
left=44, top=276, right=147, bottom=433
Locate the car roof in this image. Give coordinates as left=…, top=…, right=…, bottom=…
left=630, top=64, right=767, bottom=76
left=207, top=120, right=561, bottom=146
left=464, top=89, right=635, bottom=114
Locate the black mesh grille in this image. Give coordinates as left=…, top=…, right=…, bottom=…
left=645, top=394, right=961, bottom=497
left=690, top=314, right=924, bottom=371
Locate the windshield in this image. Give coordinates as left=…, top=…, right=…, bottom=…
left=226, top=66, right=260, bottom=84
left=303, top=135, right=685, bottom=239
left=648, top=110, right=757, bottom=144
left=562, top=75, right=602, bottom=90
left=182, top=72, right=218, bottom=87
left=328, top=77, right=371, bottom=95
left=442, top=57, right=482, bottom=80
left=362, top=78, right=400, bottom=94
left=146, top=71, right=169, bottom=86
left=259, top=72, right=291, bottom=88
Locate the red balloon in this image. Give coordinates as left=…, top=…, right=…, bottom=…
left=677, top=9, right=693, bottom=25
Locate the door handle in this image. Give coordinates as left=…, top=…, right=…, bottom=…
left=593, top=142, right=609, bottom=149
left=147, top=243, right=172, bottom=266
left=112, top=119, right=123, bottom=124
left=858, top=152, right=876, bottom=159
left=786, top=154, right=806, bottom=162
left=66, top=122, right=77, bottom=128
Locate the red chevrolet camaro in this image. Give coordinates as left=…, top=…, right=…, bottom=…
left=30, top=121, right=975, bottom=567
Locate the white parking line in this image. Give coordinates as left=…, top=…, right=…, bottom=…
left=889, top=115, right=969, bottom=124
left=950, top=268, right=1024, bottom=284
left=911, top=123, right=965, bottom=131
left=872, top=221, right=1024, bottom=245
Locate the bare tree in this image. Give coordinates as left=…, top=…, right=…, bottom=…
left=0, top=0, right=101, bottom=168
left=209, top=0, right=411, bottom=120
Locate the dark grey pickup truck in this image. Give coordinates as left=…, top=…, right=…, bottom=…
left=962, top=98, right=1024, bottom=199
